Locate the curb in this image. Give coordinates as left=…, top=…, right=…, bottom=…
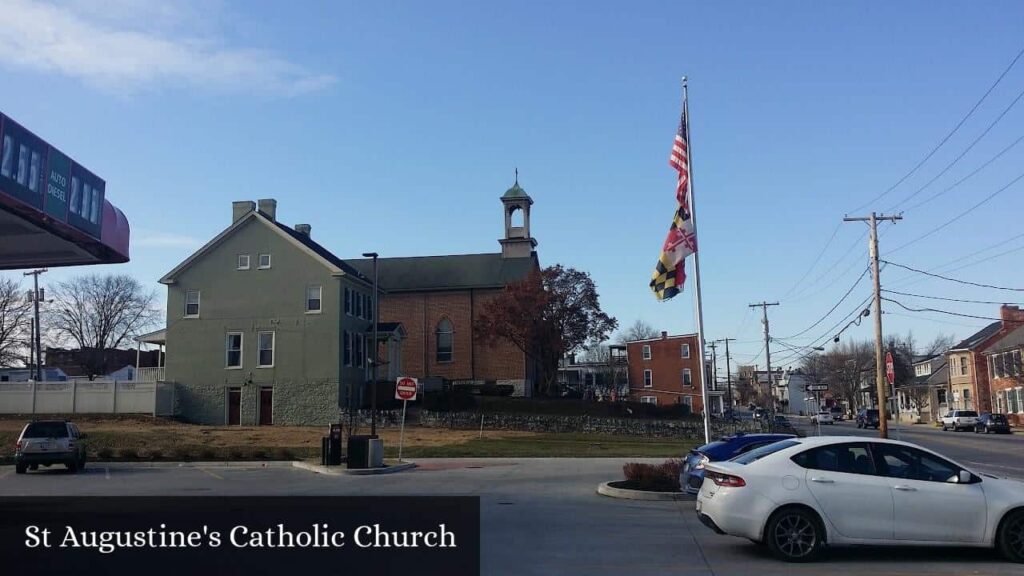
left=596, top=481, right=693, bottom=501
left=90, top=461, right=298, bottom=469
left=292, top=461, right=418, bottom=476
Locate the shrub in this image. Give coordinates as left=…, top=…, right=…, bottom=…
left=198, top=448, right=217, bottom=461
left=273, top=448, right=295, bottom=461
left=172, top=447, right=192, bottom=462
left=228, top=447, right=244, bottom=460
left=96, top=447, right=114, bottom=460
left=118, top=448, right=138, bottom=461
left=148, top=449, right=163, bottom=461
left=251, top=449, right=267, bottom=460
left=622, top=459, right=682, bottom=492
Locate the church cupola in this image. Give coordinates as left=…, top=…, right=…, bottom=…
left=499, top=172, right=537, bottom=259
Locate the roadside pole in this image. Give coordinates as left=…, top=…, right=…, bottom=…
left=749, top=302, right=779, bottom=423
left=398, top=398, right=408, bottom=463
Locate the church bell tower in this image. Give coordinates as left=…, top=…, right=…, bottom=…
left=499, top=173, right=537, bottom=259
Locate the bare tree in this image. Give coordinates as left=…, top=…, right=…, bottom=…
left=618, top=319, right=658, bottom=343
left=922, top=333, right=956, bottom=357
left=46, top=274, right=159, bottom=378
left=0, top=277, right=32, bottom=367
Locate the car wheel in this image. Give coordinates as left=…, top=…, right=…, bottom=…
left=997, top=509, right=1024, bottom=563
left=15, top=463, right=26, bottom=475
left=765, top=507, right=824, bottom=562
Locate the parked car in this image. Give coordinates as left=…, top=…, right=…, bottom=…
left=14, top=420, right=87, bottom=474
left=942, top=410, right=980, bottom=432
left=856, top=408, right=880, bottom=429
left=829, top=407, right=844, bottom=421
left=975, top=413, right=1012, bottom=434
left=695, top=436, right=1024, bottom=563
left=811, top=411, right=834, bottom=425
left=680, top=433, right=796, bottom=494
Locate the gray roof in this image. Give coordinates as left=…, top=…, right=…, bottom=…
left=269, top=218, right=372, bottom=284
left=950, top=321, right=1002, bottom=351
left=345, top=253, right=537, bottom=292
left=983, top=324, right=1024, bottom=355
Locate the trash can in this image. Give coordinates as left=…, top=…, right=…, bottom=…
left=347, top=434, right=379, bottom=469
left=367, top=438, right=384, bottom=468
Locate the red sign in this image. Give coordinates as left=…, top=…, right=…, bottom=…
left=885, top=352, right=895, bottom=385
left=395, top=377, right=418, bottom=401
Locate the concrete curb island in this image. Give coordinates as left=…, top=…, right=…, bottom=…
left=292, top=461, right=418, bottom=476
left=596, top=481, right=693, bottom=501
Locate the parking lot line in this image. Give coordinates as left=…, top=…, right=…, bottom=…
left=198, top=467, right=224, bottom=480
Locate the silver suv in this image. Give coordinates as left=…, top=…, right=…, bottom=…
left=14, top=420, right=87, bottom=474
left=941, top=410, right=979, bottom=432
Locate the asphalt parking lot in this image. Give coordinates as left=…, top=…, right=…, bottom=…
left=2, top=455, right=1021, bottom=576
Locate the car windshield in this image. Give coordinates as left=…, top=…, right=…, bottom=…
left=959, top=411, right=978, bottom=417
left=866, top=410, right=878, bottom=417
left=731, top=440, right=800, bottom=465
left=990, top=414, right=1007, bottom=423
left=23, top=422, right=68, bottom=438
left=695, top=440, right=729, bottom=454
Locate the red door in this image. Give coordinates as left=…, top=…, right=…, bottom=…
left=227, top=388, right=241, bottom=425
left=259, top=387, right=273, bottom=426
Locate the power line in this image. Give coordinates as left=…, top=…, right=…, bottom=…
left=882, top=289, right=1024, bottom=306
left=882, top=297, right=1003, bottom=321
left=884, top=310, right=989, bottom=329
left=890, top=85, right=1024, bottom=212
left=902, top=132, right=1024, bottom=213
left=888, top=169, right=1024, bottom=254
left=881, top=259, right=1024, bottom=291
left=778, top=267, right=870, bottom=339
left=777, top=222, right=842, bottom=301
left=786, top=230, right=867, bottom=301
left=848, top=44, right=1024, bottom=213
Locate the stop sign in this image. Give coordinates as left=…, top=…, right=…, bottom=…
left=395, top=377, right=418, bottom=401
left=885, top=351, right=895, bottom=385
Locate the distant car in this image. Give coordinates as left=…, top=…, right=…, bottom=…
left=975, top=413, right=1012, bottom=434
left=696, top=437, right=1024, bottom=563
left=752, top=408, right=767, bottom=420
left=811, top=411, right=834, bottom=425
left=942, top=410, right=980, bottom=432
left=829, top=407, right=844, bottom=421
left=856, top=408, right=880, bottom=429
left=773, top=415, right=791, bottom=427
left=680, top=433, right=796, bottom=494
left=14, top=420, right=87, bottom=474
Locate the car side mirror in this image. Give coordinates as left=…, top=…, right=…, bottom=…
left=957, top=470, right=974, bottom=484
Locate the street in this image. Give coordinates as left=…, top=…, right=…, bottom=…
left=791, top=417, right=1024, bottom=480
left=3, top=449, right=1022, bottom=575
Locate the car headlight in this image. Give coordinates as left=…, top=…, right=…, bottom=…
left=694, top=455, right=709, bottom=470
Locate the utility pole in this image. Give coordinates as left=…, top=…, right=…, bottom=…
left=844, top=212, right=902, bottom=439
left=714, top=338, right=736, bottom=415
left=23, top=269, right=47, bottom=382
left=707, top=341, right=718, bottom=414
left=749, top=302, right=779, bottom=422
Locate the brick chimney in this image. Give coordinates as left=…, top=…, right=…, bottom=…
left=257, top=199, right=277, bottom=221
left=295, top=224, right=311, bottom=237
left=1000, top=305, right=1024, bottom=325
left=232, top=200, right=255, bottom=223
left=661, top=331, right=668, bottom=340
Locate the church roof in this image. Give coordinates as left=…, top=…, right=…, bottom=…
left=502, top=181, right=530, bottom=200
left=345, top=253, right=537, bottom=293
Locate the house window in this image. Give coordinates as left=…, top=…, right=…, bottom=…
left=344, top=287, right=352, bottom=315
left=642, top=345, right=651, bottom=360
left=355, top=292, right=362, bottom=318
left=257, top=331, right=275, bottom=367
left=643, top=369, right=652, bottom=388
left=436, top=318, right=453, bottom=362
left=683, top=368, right=692, bottom=387
left=226, top=333, right=243, bottom=368
left=237, top=254, right=250, bottom=270
left=355, top=334, right=364, bottom=368
left=184, top=290, right=200, bottom=317
left=960, top=356, right=968, bottom=376
left=1009, top=388, right=1021, bottom=414
left=306, top=285, right=322, bottom=312
left=683, top=396, right=693, bottom=408
left=258, top=254, right=271, bottom=269
left=681, top=343, right=690, bottom=358
left=640, top=396, right=657, bottom=405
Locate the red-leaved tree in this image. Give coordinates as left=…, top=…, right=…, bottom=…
left=475, top=265, right=618, bottom=396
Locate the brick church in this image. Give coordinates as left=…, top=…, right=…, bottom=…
left=347, top=179, right=541, bottom=396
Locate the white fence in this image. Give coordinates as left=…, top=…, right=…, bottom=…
left=0, top=380, right=175, bottom=416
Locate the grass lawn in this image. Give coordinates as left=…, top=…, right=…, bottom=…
left=0, top=415, right=695, bottom=461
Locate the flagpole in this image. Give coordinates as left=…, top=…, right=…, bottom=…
left=682, top=77, right=711, bottom=445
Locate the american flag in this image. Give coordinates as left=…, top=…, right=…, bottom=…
left=650, top=106, right=698, bottom=302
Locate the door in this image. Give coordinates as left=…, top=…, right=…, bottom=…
left=259, top=387, right=273, bottom=426
left=227, top=387, right=241, bottom=426
left=872, top=443, right=987, bottom=543
left=794, top=442, right=894, bottom=540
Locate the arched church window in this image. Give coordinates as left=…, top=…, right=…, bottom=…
left=436, top=318, right=453, bottom=363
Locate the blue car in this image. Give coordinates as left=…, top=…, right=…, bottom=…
left=680, top=433, right=797, bottom=494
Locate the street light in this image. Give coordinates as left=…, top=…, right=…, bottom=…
left=362, top=252, right=379, bottom=437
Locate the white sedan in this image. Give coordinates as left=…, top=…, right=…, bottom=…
left=810, top=412, right=834, bottom=425
left=695, top=436, right=1024, bottom=563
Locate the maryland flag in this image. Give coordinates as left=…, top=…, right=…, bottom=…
left=650, top=105, right=697, bottom=301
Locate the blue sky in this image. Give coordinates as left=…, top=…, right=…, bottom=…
left=2, top=0, right=1023, bottom=368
